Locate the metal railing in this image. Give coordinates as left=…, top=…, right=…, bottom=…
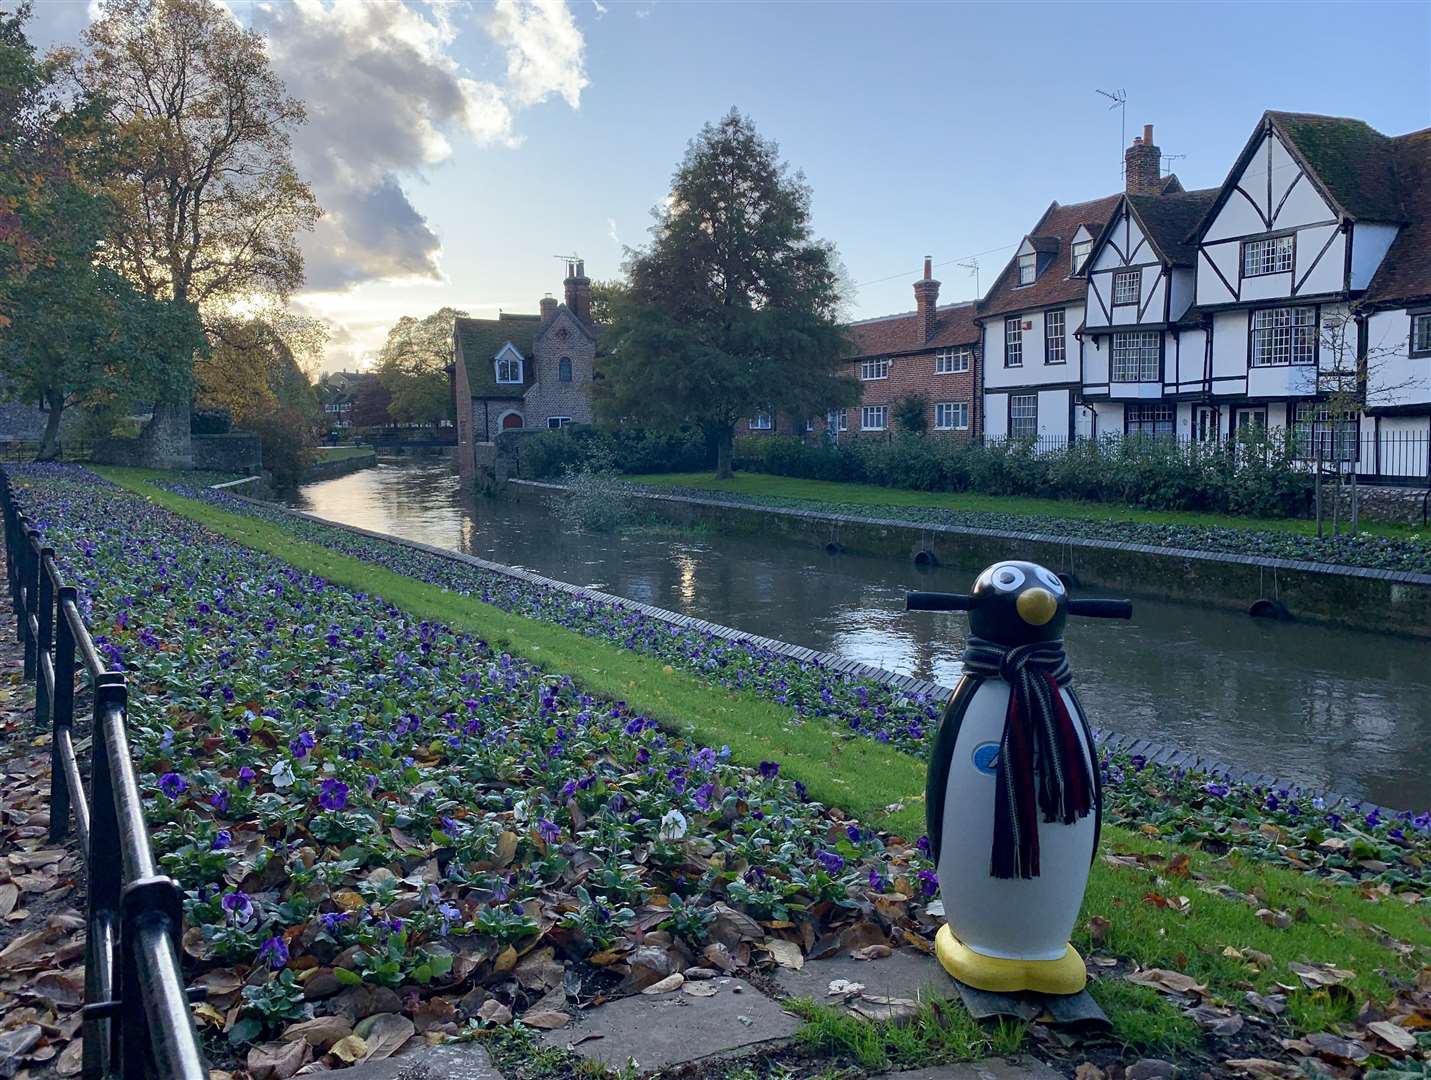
left=0, top=468, right=207, bottom=1080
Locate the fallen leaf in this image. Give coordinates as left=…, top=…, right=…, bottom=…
left=522, top=1010, right=570, bottom=1030
left=1365, top=1021, right=1416, bottom=1053
left=354, top=1013, right=414, bottom=1062
left=1305, top=1032, right=1368, bottom=1063
left=1224, top=1059, right=1303, bottom=1079
left=683, top=983, right=719, bottom=998
left=850, top=944, right=891, bottom=961
left=850, top=995, right=919, bottom=1023
left=764, top=940, right=803, bottom=970
left=56, top=1038, right=84, bottom=1076
left=641, top=973, right=685, bottom=994
left=1086, top=916, right=1110, bottom=945
left=246, top=1038, right=310, bottom=1080
left=329, top=1035, right=367, bottom=1064
left=1125, top=968, right=1207, bottom=996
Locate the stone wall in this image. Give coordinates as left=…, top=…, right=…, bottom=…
left=526, top=309, right=596, bottom=429
left=192, top=432, right=262, bottom=474
left=298, top=448, right=376, bottom=484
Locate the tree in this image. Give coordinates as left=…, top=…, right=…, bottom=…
left=0, top=5, right=204, bottom=458
left=588, top=279, right=626, bottom=326
left=374, top=308, right=464, bottom=429
left=197, top=313, right=326, bottom=428
left=350, top=376, right=393, bottom=430
left=65, top=0, right=321, bottom=442
left=894, top=393, right=928, bottom=436
left=597, top=110, right=858, bottom=478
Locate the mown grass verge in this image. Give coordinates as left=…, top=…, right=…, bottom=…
left=634, top=471, right=1430, bottom=544
left=100, top=467, right=1431, bottom=1041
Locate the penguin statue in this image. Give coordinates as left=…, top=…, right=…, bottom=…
left=907, top=561, right=1132, bottom=996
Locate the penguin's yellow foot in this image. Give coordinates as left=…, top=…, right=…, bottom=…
left=934, top=924, right=1087, bottom=995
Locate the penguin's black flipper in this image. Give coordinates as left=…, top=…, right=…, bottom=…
left=925, top=675, right=982, bottom=867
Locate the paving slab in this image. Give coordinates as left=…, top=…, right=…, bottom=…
left=321, top=1042, right=500, bottom=1080
left=540, top=977, right=799, bottom=1072
left=770, top=948, right=954, bottom=1004
left=872, top=1058, right=1063, bottom=1080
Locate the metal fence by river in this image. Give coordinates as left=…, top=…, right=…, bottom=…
left=296, top=460, right=1431, bottom=810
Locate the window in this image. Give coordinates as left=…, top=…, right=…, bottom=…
left=1009, top=394, right=1037, bottom=438
left=1124, top=403, right=1175, bottom=437
left=934, top=401, right=969, bottom=431
left=1045, top=309, right=1066, bottom=364
left=860, top=358, right=891, bottom=381
left=1072, top=239, right=1092, bottom=274
left=1004, top=318, right=1023, bottom=367
left=1111, top=331, right=1161, bottom=382
left=1112, top=270, right=1140, bottom=306
left=558, top=357, right=573, bottom=382
left=827, top=408, right=848, bottom=432
left=935, top=347, right=971, bottom=374
left=1017, top=253, right=1036, bottom=286
left=1292, top=402, right=1358, bottom=462
left=1411, top=312, right=1431, bottom=357
left=1251, top=307, right=1317, bottom=366
left=1242, top=234, right=1294, bottom=277
left=495, top=355, right=522, bottom=383
left=749, top=413, right=772, bottom=430
left=861, top=405, right=887, bottom=431
left=547, top=416, right=572, bottom=429
left=805, top=417, right=816, bottom=432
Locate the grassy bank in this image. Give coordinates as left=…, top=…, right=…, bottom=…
left=636, top=472, right=1429, bottom=544
left=95, top=467, right=1431, bottom=1064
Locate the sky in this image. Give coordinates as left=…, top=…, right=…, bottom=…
left=25, top=0, right=1431, bottom=373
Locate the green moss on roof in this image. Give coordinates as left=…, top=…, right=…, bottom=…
left=1269, top=112, right=1403, bottom=223
left=457, top=313, right=541, bottom=397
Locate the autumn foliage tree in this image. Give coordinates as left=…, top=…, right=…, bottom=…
left=598, top=110, right=857, bottom=478
left=374, top=308, right=464, bottom=430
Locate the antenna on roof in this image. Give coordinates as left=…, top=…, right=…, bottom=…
left=1161, top=151, right=1187, bottom=177
left=956, top=257, right=980, bottom=299
left=1095, top=88, right=1127, bottom=183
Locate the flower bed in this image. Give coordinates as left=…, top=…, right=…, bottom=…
left=149, top=473, right=1431, bottom=894
left=14, top=466, right=940, bottom=1064
left=635, top=483, right=1431, bottom=576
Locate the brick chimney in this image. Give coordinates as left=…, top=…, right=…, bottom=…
left=563, top=259, right=591, bottom=323
left=539, top=294, right=557, bottom=324
left=912, top=256, right=940, bottom=343
left=1125, top=124, right=1162, bottom=196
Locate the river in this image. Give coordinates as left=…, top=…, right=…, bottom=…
left=295, top=459, right=1431, bottom=810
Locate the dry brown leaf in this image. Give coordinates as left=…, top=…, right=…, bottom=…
left=850, top=945, right=892, bottom=961
left=1224, top=1058, right=1303, bottom=1079
left=354, top=1012, right=414, bottom=1062
left=246, top=1038, right=310, bottom=1080
left=56, top=1037, right=84, bottom=1077
left=764, top=940, right=803, bottom=970
left=522, top=1010, right=570, bottom=1030
left=329, top=1035, right=367, bottom=1064
left=1365, top=1021, right=1416, bottom=1053
left=641, top=973, right=685, bottom=994
left=1125, top=968, right=1207, bottom=996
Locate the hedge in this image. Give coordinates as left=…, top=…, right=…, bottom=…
left=732, top=432, right=1315, bottom=518
left=514, top=425, right=713, bottom=479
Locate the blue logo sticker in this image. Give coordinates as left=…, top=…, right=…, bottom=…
left=972, top=742, right=1001, bottom=775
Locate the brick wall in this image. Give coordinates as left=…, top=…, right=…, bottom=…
left=526, top=312, right=596, bottom=430
left=847, top=348, right=979, bottom=436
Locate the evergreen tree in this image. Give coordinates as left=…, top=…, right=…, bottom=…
left=598, top=110, right=857, bottom=477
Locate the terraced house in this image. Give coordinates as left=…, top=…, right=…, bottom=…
left=451, top=261, right=598, bottom=483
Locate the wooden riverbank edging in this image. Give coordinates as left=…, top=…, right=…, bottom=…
left=212, top=483, right=1408, bottom=817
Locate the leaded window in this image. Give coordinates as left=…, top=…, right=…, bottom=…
left=1292, top=401, right=1358, bottom=462
left=1113, top=269, right=1139, bottom=306
left=1251, top=307, right=1317, bottom=366
left=1111, top=331, right=1160, bottom=382
left=1412, top=313, right=1431, bottom=357
left=1242, top=234, right=1294, bottom=277
left=1124, top=403, right=1174, bottom=437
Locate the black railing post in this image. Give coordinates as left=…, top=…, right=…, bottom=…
left=35, top=550, right=54, bottom=730
left=120, top=875, right=188, bottom=1078
left=85, top=674, right=125, bottom=1080
left=49, top=585, right=77, bottom=846
left=22, top=528, right=38, bottom=680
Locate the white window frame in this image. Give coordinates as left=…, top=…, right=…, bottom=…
left=1110, top=331, right=1161, bottom=382
left=859, top=358, right=891, bottom=381
left=495, top=355, right=523, bottom=384
left=1251, top=307, right=1317, bottom=367
left=827, top=408, right=848, bottom=432
left=1242, top=234, right=1294, bottom=278
left=861, top=405, right=887, bottom=431
left=1017, top=253, right=1036, bottom=286
left=934, top=401, right=969, bottom=431
left=1292, top=401, right=1358, bottom=462
left=1045, top=309, right=1066, bottom=364
left=547, top=416, right=572, bottom=429
left=1004, top=318, right=1023, bottom=367
left=1008, top=394, right=1037, bottom=438
left=1124, top=402, right=1175, bottom=437
left=1112, top=269, right=1140, bottom=306
left=935, top=347, right=971, bottom=374
left=1410, top=312, right=1431, bottom=357
left=749, top=412, right=773, bottom=430
left=1071, top=239, right=1092, bottom=274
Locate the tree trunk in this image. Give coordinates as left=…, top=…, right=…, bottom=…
left=36, top=396, right=64, bottom=462
left=715, top=427, right=734, bottom=480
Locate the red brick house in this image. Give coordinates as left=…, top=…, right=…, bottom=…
left=836, top=258, right=982, bottom=438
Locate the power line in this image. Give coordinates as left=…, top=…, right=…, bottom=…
left=852, top=242, right=1019, bottom=290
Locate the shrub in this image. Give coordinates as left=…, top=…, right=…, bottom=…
left=247, top=406, right=316, bottom=491
left=191, top=408, right=232, bottom=435
left=550, top=451, right=636, bottom=533
left=893, top=394, right=928, bottom=435
left=517, top=426, right=711, bottom=480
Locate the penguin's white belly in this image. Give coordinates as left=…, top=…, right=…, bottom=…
left=937, top=681, right=1096, bottom=961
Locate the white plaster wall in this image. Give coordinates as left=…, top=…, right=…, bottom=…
left=1349, top=224, right=1399, bottom=290
left=1367, top=309, right=1431, bottom=408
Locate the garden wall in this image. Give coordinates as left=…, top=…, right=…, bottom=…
left=511, top=481, right=1431, bottom=639
left=300, top=448, right=377, bottom=484
left=192, top=432, right=262, bottom=474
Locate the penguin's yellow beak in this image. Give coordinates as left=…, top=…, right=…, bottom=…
left=1016, top=587, right=1057, bottom=626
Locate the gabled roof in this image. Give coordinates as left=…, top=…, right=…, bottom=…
left=455, top=313, right=542, bottom=398
left=1123, top=188, right=1219, bottom=266
left=978, top=193, right=1122, bottom=319
left=846, top=301, right=980, bottom=359
left=1362, top=128, right=1431, bottom=308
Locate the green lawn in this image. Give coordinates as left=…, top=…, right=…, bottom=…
left=635, top=471, right=1429, bottom=543
left=98, top=467, right=1431, bottom=1046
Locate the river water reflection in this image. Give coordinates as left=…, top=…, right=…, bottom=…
left=296, top=460, right=1431, bottom=810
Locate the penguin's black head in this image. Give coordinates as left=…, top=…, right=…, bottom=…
left=967, top=560, right=1068, bottom=645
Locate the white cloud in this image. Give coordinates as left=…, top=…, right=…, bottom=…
left=607, top=217, right=621, bottom=245
left=591, top=0, right=608, bottom=18
left=486, top=0, right=589, bottom=110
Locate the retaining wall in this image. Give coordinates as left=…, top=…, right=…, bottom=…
left=512, top=481, right=1431, bottom=640
left=301, top=448, right=377, bottom=484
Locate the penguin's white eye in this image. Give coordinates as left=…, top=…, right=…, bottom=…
left=1037, top=568, right=1065, bottom=594
left=990, top=565, right=1025, bottom=593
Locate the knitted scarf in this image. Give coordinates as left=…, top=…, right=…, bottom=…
left=961, top=636, right=1093, bottom=880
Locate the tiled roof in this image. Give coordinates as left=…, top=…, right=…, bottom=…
left=456, top=313, right=542, bottom=398
left=846, top=301, right=979, bottom=359
left=1362, top=129, right=1431, bottom=307
left=1268, top=111, right=1406, bottom=224
left=1126, top=188, right=1219, bottom=266
left=978, top=194, right=1122, bottom=319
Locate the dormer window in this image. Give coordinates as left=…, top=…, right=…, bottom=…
left=495, top=351, right=523, bottom=384
left=1017, top=253, right=1036, bottom=286
left=1071, top=239, right=1092, bottom=274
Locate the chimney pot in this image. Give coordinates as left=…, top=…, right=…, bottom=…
left=923, top=256, right=932, bottom=281
left=913, top=257, right=941, bottom=344
left=1143, top=123, right=1154, bottom=144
